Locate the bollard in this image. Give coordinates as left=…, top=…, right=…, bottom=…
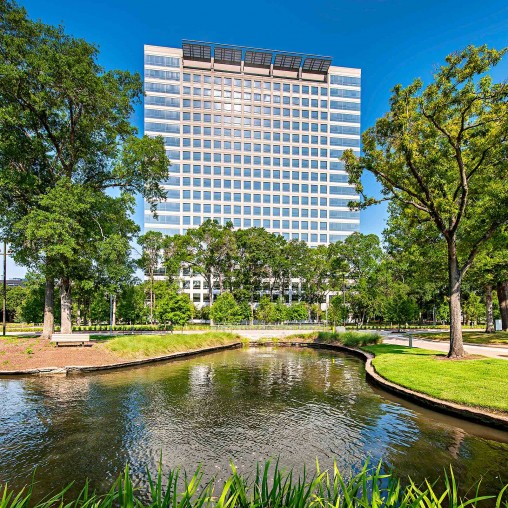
left=408, top=335, right=413, bottom=348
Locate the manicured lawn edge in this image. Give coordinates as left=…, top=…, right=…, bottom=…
left=251, top=341, right=508, bottom=430
left=0, top=342, right=243, bottom=377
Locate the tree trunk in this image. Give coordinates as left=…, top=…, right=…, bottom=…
left=112, top=295, right=117, bottom=327
left=208, top=275, right=214, bottom=325
left=149, top=274, right=154, bottom=324
left=447, top=241, right=465, bottom=358
left=60, top=277, right=72, bottom=334
left=41, top=276, right=55, bottom=340
left=485, top=284, right=494, bottom=333
left=496, top=281, right=508, bottom=331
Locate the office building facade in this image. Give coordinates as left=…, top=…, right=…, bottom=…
left=144, top=41, right=360, bottom=306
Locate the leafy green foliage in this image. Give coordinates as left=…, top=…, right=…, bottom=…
left=155, top=291, right=193, bottom=327
left=210, top=292, right=242, bottom=324
left=344, top=45, right=508, bottom=357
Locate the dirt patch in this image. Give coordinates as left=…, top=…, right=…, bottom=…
left=434, top=354, right=484, bottom=361
left=0, top=336, right=122, bottom=370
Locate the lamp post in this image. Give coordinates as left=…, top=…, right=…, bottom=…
left=2, top=241, right=8, bottom=336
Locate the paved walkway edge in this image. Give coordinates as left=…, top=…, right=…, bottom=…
left=251, top=341, right=508, bottom=431
left=0, top=342, right=243, bottom=377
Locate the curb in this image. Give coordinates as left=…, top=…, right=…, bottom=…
left=0, top=342, right=243, bottom=377
left=252, top=341, right=508, bottom=431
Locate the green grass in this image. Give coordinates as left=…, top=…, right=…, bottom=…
left=102, top=332, right=242, bottom=358
left=362, top=344, right=508, bottom=413
left=413, top=330, right=508, bottom=345
left=1, top=460, right=506, bottom=508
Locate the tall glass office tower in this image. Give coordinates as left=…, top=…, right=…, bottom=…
left=144, top=41, right=360, bottom=306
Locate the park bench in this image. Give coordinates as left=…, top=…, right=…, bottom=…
left=50, top=333, right=91, bottom=347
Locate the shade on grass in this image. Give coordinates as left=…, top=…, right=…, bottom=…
left=103, top=332, right=241, bottom=358
left=413, top=331, right=508, bottom=345
left=363, top=344, right=508, bottom=413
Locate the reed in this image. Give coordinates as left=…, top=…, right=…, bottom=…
left=1, top=460, right=506, bottom=508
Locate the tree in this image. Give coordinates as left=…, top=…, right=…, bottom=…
left=256, top=295, right=276, bottom=323
left=117, top=284, right=147, bottom=324
left=209, top=292, right=241, bottom=324
left=330, top=233, right=384, bottom=326
left=155, top=290, right=193, bottom=329
left=328, top=295, right=348, bottom=328
left=138, top=231, right=164, bottom=324
left=0, top=1, right=169, bottom=337
left=16, top=181, right=138, bottom=333
left=180, top=220, right=237, bottom=313
left=384, top=283, right=419, bottom=331
left=287, top=302, right=308, bottom=322
left=234, top=228, right=277, bottom=305
left=344, top=45, right=508, bottom=357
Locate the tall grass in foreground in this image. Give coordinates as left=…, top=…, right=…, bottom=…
left=1, top=461, right=506, bottom=508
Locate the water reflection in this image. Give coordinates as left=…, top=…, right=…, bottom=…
left=0, top=347, right=507, bottom=499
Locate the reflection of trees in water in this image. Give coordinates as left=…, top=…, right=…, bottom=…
left=1, top=374, right=150, bottom=498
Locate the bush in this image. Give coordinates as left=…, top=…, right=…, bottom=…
left=316, top=331, right=380, bottom=347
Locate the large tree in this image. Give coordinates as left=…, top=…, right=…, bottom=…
left=344, top=46, right=508, bottom=357
left=0, top=1, right=169, bottom=337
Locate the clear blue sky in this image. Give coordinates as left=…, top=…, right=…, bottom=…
left=7, top=0, right=508, bottom=277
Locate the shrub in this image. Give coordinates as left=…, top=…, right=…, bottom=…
left=316, top=331, right=380, bottom=347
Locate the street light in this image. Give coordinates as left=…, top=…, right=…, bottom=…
left=1, top=241, right=13, bottom=337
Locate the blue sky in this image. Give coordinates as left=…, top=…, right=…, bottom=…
left=7, top=0, right=508, bottom=278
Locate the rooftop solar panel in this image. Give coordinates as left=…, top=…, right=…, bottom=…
left=302, top=57, right=332, bottom=73
left=182, top=43, right=211, bottom=61
left=214, top=47, right=242, bottom=65
left=244, top=50, right=273, bottom=68
left=273, top=54, right=302, bottom=70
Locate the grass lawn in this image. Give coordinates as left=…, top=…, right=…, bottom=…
left=102, top=332, right=242, bottom=358
left=362, top=344, right=508, bottom=413
left=413, top=330, right=508, bottom=345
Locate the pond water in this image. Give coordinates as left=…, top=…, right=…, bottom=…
left=1, top=346, right=507, bottom=499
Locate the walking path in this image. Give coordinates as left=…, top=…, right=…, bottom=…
left=380, top=331, right=508, bottom=359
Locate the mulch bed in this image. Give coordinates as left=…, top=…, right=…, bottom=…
left=0, top=336, right=122, bottom=370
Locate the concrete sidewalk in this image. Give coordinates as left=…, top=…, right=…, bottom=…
left=380, top=331, right=508, bottom=359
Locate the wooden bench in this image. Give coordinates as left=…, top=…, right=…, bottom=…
left=50, top=334, right=91, bottom=347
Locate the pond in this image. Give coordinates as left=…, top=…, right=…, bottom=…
left=1, top=346, right=507, bottom=499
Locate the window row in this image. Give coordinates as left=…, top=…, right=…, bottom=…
left=147, top=214, right=358, bottom=231
left=182, top=74, right=328, bottom=96
left=175, top=179, right=350, bottom=191
left=183, top=88, right=332, bottom=107
left=145, top=226, right=349, bottom=245
left=165, top=152, right=353, bottom=168
left=170, top=166, right=346, bottom=182
left=329, top=75, right=361, bottom=87
left=145, top=69, right=180, bottom=81
left=181, top=138, right=358, bottom=150
left=181, top=128, right=331, bottom=142
left=180, top=204, right=358, bottom=219
left=177, top=151, right=354, bottom=165
left=179, top=114, right=340, bottom=131
left=182, top=101, right=330, bottom=119
left=145, top=54, right=180, bottom=68
left=161, top=189, right=358, bottom=204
